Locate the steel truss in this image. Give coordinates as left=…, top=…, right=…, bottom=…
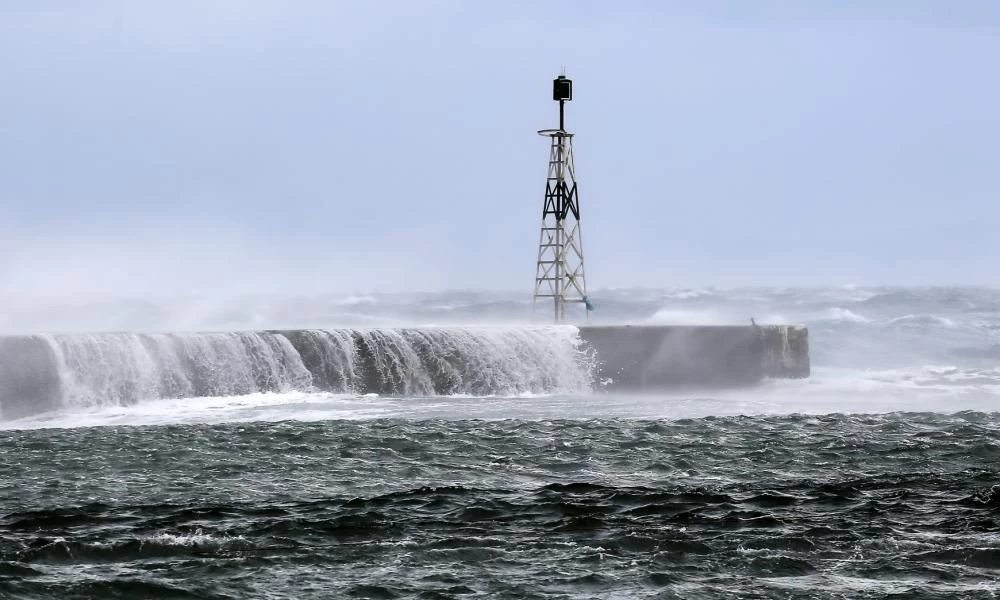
left=533, top=130, right=588, bottom=322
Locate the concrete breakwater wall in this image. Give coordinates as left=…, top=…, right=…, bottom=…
left=0, top=325, right=808, bottom=419
left=579, top=325, right=809, bottom=388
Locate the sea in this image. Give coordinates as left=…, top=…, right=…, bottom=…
left=1, top=287, right=998, bottom=598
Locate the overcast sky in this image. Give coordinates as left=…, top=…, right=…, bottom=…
left=1, top=1, right=998, bottom=298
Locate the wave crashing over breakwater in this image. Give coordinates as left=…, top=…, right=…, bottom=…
left=0, top=328, right=593, bottom=419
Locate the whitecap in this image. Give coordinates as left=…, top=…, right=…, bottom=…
left=823, top=308, right=871, bottom=324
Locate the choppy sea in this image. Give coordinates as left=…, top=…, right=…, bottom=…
left=1, top=287, right=999, bottom=598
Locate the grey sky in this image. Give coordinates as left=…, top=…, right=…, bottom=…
left=1, top=1, right=998, bottom=298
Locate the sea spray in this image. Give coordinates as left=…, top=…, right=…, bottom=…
left=1, top=327, right=594, bottom=415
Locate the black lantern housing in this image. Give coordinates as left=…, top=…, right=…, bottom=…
left=553, top=75, right=573, bottom=101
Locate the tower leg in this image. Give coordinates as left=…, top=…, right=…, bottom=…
left=533, top=132, right=587, bottom=323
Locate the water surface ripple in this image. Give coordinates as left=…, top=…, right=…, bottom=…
left=2, top=412, right=999, bottom=598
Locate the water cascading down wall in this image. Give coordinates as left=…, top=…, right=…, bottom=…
left=0, top=325, right=809, bottom=419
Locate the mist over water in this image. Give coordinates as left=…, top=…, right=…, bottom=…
left=1, top=286, right=998, bottom=428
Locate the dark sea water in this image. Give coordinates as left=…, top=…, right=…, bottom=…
left=2, top=287, right=1000, bottom=598
left=2, top=415, right=999, bottom=599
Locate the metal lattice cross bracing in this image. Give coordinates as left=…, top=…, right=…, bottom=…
left=533, top=130, right=588, bottom=323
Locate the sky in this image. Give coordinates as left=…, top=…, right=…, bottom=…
left=1, top=0, right=999, bottom=299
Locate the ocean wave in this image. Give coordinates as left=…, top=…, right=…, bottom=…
left=0, top=327, right=594, bottom=419
left=660, top=288, right=716, bottom=301
left=646, top=309, right=734, bottom=325
left=821, top=307, right=871, bottom=324
left=10, top=533, right=255, bottom=563
left=646, top=308, right=788, bottom=326
left=885, top=314, right=959, bottom=328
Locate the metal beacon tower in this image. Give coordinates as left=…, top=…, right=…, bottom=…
left=533, top=74, right=591, bottom=323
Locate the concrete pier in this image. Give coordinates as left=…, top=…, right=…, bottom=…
left=579, top=325, right=809, bottom=388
